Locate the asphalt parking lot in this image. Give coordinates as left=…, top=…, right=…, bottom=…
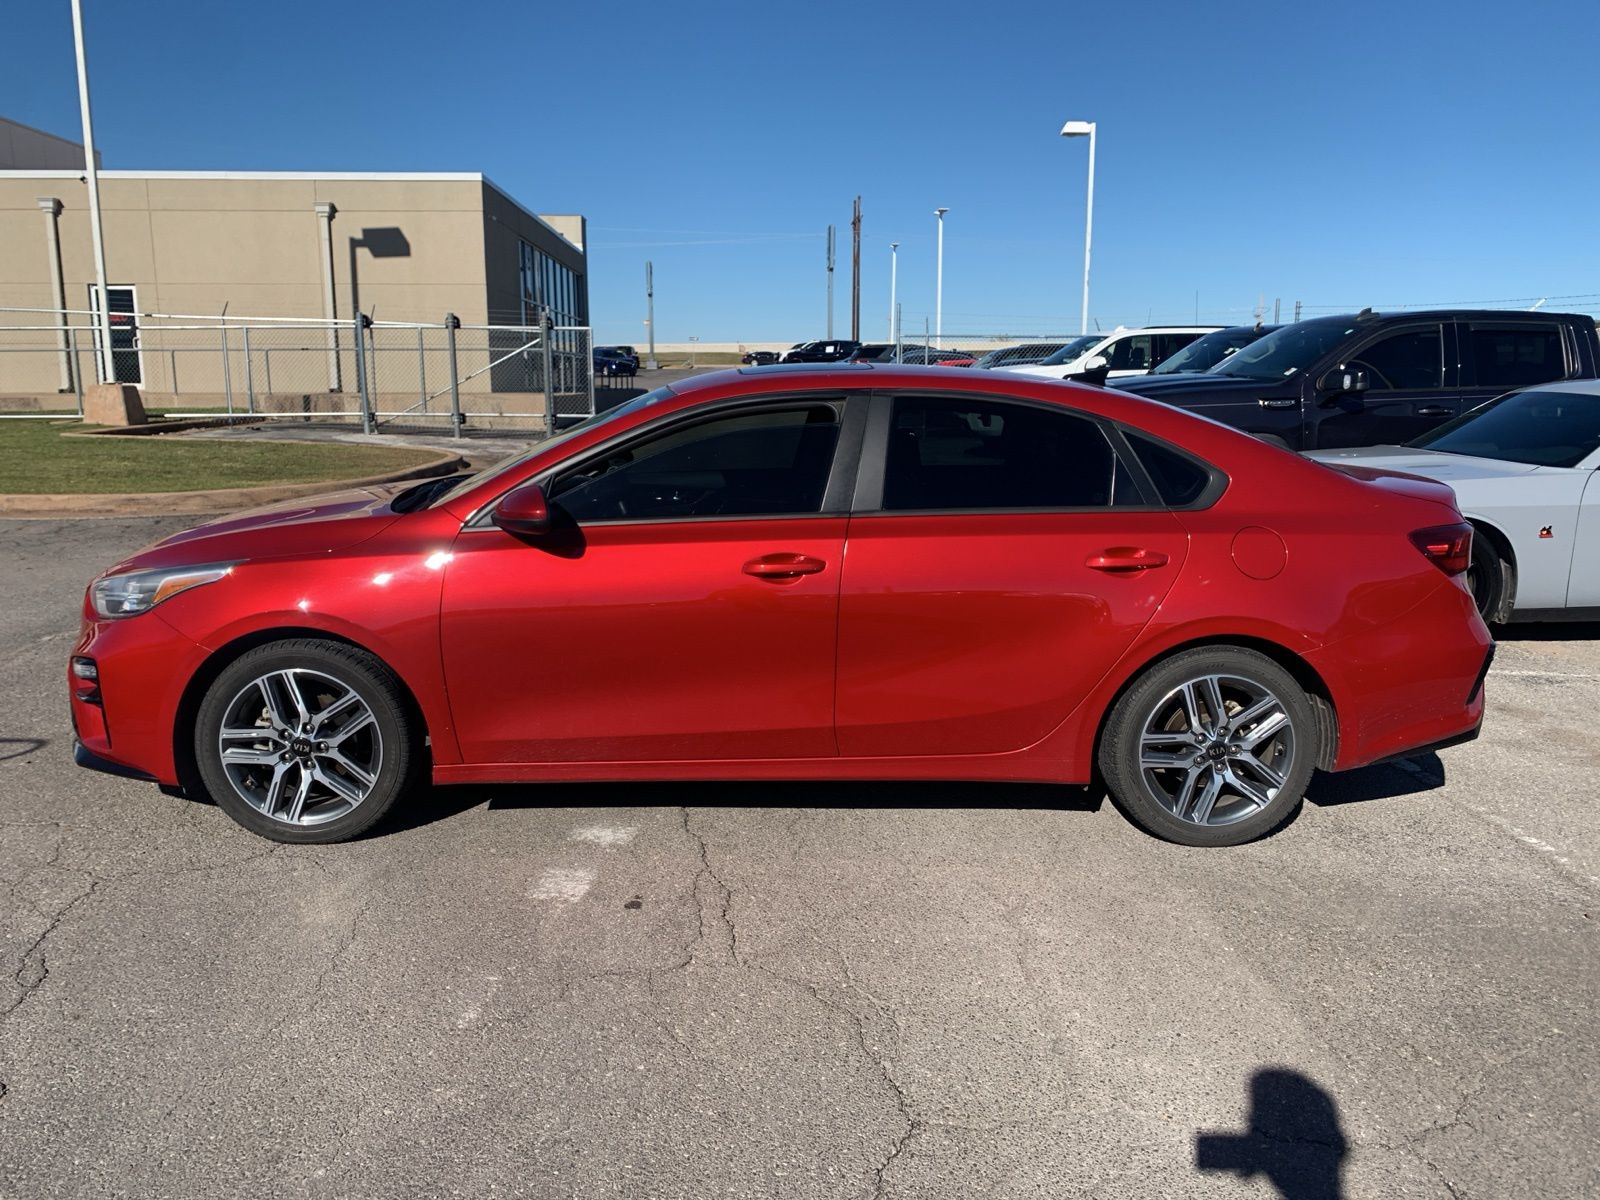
left=2, top=516, right=1597, bottom=1199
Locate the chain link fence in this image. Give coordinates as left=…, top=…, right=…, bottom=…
left=0, top=307, right=596, bottom=435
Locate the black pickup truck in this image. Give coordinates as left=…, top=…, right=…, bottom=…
left=1114, top=309, right=1600, bottom=449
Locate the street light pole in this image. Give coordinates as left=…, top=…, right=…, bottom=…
left=934, top=208, right=948, bottom=349
left=645, top=260, right=657, bottom=370
left=71, top=0, right=114, bottom=383
left=887, top=242, right=898, bottom=343
left=1060, top=120, right=1096, bottom=336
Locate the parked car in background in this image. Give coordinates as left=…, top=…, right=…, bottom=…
left=783, top=340, right=862, bottom=363
left=1002, top=327, right=1223, bottom=382
left=611, top=346, right=640, bottom=361
left=72, top=363, right=1491, bottom=849
left=972, top=342, right=1073, bottom=370
left=593, top=347, right=638, bottom=377
left=1117, top=310, right=1600, bottom=450
left=1309, top=379, right=1600, bottom=623
left=741, top=350, right=783, bottom=365
left=850, top=344, right=898, bottom=363
left=1149, top=325, right=1279, bottom=376
left=894, top=346, right=978, bottom=367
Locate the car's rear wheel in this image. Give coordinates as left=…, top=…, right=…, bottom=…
left=194, top=638, right=418, bottom=843
left=1098, top=647, right=1318, bottom=847
left=1466, top=531, right=1511, bottom=624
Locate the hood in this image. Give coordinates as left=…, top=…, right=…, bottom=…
left=107, top=483, right=410, bottom=575
left=1305, top=445, right=1542, bottom=483
left=1114, top=373, right=1290, bottom=401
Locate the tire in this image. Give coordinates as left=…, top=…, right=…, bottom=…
left=1466, top=530, right=1511, bottom=624
left=1098, top=646, right=1319, bottom=847
left=193, top=638, right=420, bottom=843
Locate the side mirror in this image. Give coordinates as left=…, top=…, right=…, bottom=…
left=492, top=481, right=552, bottom=536
left=1317, top=367, right=1370, bottom=396
left=1082, top=354, right=1108, bottom=372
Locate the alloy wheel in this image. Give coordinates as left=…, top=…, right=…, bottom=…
left=1137, top=673, right=1296, bottom=827
left=215, top=668, right=383, bottom=827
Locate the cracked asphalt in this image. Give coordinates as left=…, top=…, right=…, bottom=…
left=2, top=516, right=1597, bottom=1199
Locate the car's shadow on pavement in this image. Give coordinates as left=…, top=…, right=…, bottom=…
left=1491, top=620, right=1600, bottom=641
left=1304, top=753, right=1444, bottom=808
left=396, top=779, right=1105, bottom=835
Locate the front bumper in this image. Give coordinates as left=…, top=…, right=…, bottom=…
left=69, top=610, right=209, bottom=787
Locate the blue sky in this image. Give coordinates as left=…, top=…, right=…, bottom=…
left=7, top=0, right=1600, bottom=343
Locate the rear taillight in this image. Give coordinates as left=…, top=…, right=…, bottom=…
left=1409, top=523, right=1473, bottom=576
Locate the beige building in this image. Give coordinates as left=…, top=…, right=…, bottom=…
left=0, top=162, right=586, bottom=405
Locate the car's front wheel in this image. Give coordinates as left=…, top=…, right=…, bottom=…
left=1098, top=647, right=1318, bottom=847
left=193, top=638, right=419, bottom=843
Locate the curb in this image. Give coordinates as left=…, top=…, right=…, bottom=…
left=0, top=448, right=468, bottom=519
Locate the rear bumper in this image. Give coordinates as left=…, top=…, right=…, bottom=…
left=1309, top=581, right=1494, bottom=772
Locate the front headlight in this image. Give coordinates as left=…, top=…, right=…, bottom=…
left=90, top=563, right=238, bottom=619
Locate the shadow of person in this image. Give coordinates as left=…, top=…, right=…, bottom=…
left=1196, top=1069, right=1348, bottom=1200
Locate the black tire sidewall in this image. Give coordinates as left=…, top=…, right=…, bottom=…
left=193, top=640, right=414, bottom=844
left=1468, top=533, right=1506, bottom=624
left=1099, top=647, right=1318, bottom=848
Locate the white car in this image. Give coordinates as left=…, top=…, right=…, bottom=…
left=1308, top=380, right=1600, bottom=623
left=1000, top=326, right=1223, bottom=381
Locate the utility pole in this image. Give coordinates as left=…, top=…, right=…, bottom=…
left=826, top=225, right=835, bottom=338
left=850, top=196, right=862, bottom=342
left=71, top=0, right=114, bottom=383
left=1294, top=300, right=1302, bottom=322
left=644, top=260, right=657, bottom=369
left=1273, top=297, right=1281, bottom=324
left=934, top=207, right=948, bottom=349
left=888, top=242, right=899, bottom=343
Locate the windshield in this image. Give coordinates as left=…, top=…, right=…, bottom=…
left=1154, top=329, right=1255, bottom=375
left=1409, top=388, right=1600, bottom=467
left=1208, top=318, right=1357, bottom=380
left=1036, top=335, right=1104, bottom=366
left=431, top=386, right=675, bottom=507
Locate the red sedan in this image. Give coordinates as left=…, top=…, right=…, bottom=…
left=70, top=365, right=1492, bottom=847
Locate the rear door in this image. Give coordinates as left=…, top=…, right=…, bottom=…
left=1314, top=321, right=1456, bottom=448
left=834, top=392, right=1190, bottom=758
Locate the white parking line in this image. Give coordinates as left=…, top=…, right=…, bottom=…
left=528, top=867, right=596, bottom=902
left=569, top=825, right=638, bottom=847
left=1465, top=808, right=1600, bottom=894
left=1490, top=669, right=1600, bottom=681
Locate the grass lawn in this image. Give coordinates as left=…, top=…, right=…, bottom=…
left=0, top=418, right=443, bottom=494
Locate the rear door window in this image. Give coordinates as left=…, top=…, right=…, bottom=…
left=1465, top=325, right=1568, bottom=388
left=880, top=395, right=1144, bottom=510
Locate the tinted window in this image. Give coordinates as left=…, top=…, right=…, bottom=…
left=1467, top=326, right=1566, bottom=388
left=1153, top=328, right=1265, bottom=375
left=1125, top=432, right=1215, bottom=506
left=1106, top=335, right=1155, bottom=372
left=1210, top=318, right=1359, bottom=379
left=1349, top=326, right=1443, bottom=390
left=1036, top=335, right=1105, bottom=366
left=550, top=406, right=840, bottom=522
left=882, top=396, right=1141, bottom=510
left=1409, top=388, right=1600, bottom=468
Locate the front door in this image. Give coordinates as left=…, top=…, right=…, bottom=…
left=835, top=393, right=1189, bottom=758
left=441, top=400, right=855, bottom=764
left=1314, top=322, right=1457, bottom=448
left=90, top=285, right=142, bottom=384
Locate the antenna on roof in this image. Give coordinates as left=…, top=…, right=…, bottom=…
left=1356, top=307, right=1376, bottom=322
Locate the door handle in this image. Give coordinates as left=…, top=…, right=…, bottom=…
left=1416, top=406, right=1452, bottom=417
left=742, top=552, right=827, bottom=580
left=1086, top=547, right=1170, bottom=572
